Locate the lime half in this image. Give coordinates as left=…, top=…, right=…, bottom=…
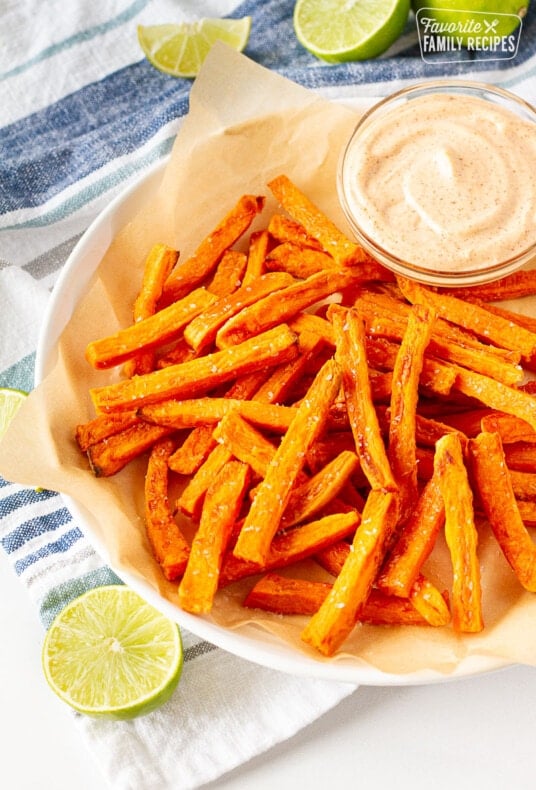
left=42, top=585, right=183, bottom=720
left=293, top=0, right=411, bottom=62
left=0, top=387, right=27, bottom=441
left=138, top=17, right=252, bottom=78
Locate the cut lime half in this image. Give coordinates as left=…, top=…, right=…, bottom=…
left=138, top=16, right=252, bottom=78
left=293, top=0, right=411, bottom=62
left=0, top=387, right=27, bottom=441
left=42, top=585, right=183, bottom=720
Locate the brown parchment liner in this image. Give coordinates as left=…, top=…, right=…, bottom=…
left=2, top=43, right=536, bottom=680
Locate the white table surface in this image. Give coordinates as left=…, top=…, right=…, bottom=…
left=2, top=543, right=536, bottom=790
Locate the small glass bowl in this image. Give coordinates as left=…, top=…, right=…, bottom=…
left=338, top=80, right=536, bottom=287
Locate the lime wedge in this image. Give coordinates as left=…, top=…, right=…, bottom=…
left=293, top=0, right=410, bottom=62
left=138, top=17, right=252, bottom=78
left=0, top=387, right=27, bottom=441
left=42, top=585, right=183, bottom=720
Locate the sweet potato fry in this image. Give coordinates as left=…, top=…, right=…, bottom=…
left=85, top=287, right=216, bottom=370
left=232, top=358, right=342, bottom=566
left=452, top=366, right=536, bottom=433
left=124, top=243, right=179, bottom=376
left=156, top=337, right=201, bottom=368
left=161, top=194, right=265, bottom=305
left=167, top=370, right=267, bottom=476
left=438, top=269, right=536, bottom=302
left=301, top=489, right=400, bottom=656
left=144, top=438, right=190, bottom=581
left=268, top=174, right=365, bottom=265
left=470, top=431, right=536, bottom=592
left=75, top=409, right=139, bottom=452
left=280, top=450, right=360, bottom=529
left=408, top=574, right=451, bottom=627
left=139, top=397, right=297, bottom=433
left=508, top=469, right=536, bottom=500
left=215, top=269, right=358, bottom=349
left=314, top=540, right=350, bottom=576
left=377, top=471, right=445, bottom=597
left=243, top=230, right=270, bottom=286
left=208, top=249, right=248, bottom=297
left=398, top=276, right=536, bottom=358
left=87, top=423, right=174, bottom=477
left=212, top=411, right=278, bottom=478
left=265, top=242, right=337, bottom=278
left=253, top=331, right=327, bottom=405
left=90, top=324, right=299, bottom=413
left=503, top=442, right=536, bottom=472
left=434, top=433, right=483, bottom=633
left=330, top=304, right=396, bottom=492
left=480, top=412, right=536, bottom=444
left=177, top=443, right=233, bottom=520
left=389, top=303, right=435, bottom=519
left=184, top=271, right=295, bottom=352
left=267, top=213, right=323, bottom=250
left=219, top=510, right=359, bottom=586
left=178, top=460, right=251, bottom=613
left=243, top=573, right=432, bottom=625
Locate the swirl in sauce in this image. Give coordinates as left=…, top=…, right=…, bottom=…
left=341, top=93, right=536, bottom=273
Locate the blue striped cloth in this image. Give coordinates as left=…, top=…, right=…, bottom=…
left=1, top=1, right=536, bottom=788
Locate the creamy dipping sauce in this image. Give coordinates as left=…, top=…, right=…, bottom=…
left=340, top=92, right=536, bottom=274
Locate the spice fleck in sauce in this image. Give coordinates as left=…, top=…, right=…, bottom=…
left=341, top=93, right=536, bottom=273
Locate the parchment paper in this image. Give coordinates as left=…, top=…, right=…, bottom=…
left=2, top=43, right=536, bottom=677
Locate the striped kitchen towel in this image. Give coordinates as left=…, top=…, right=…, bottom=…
left=1, top=1, right=536, bottom=788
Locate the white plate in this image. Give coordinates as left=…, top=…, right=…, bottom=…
left=35, top=102, right=511, bottom=686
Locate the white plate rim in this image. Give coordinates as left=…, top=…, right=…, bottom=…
left=34, top=103, right=513, bottom=686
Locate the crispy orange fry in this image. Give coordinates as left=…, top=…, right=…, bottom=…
left=140, top=397, right=297, bottom=433
left=508, top=469, right=536, bottom=500
left=253, top=331, right=327, bottom=404
left=314, top=540, right=351, bottom=575
left=144, top=438, right=190, bottom=581
left=267, top=213, right=323, bottom=250
left=75, top=409, right=139, bottom=452
left=480, top=412, right=536, bottom=444
left=208, top=249, right=248, bottom=297
left=301, top=489, right=400, bottom=655
left=389, top=304, right=436, bottom=519
left=124, top=243, right=179, bottom=377
left=184, top=271, right=294, bottom=352
left=504, top=441, right=536, bottom=472
left=265, top=242, right=337, bottom=278
left=87, top=423, right=174, bottom=477
left=156, top=337, right=201, bottom=368
left=243, top=229, right=270, bottom=286
left=90, top=324, right=299, bottom=413
left=85, top=287, right=216, bottom=370
left=267, top=174, right=366, bottom=266
left=219, top=511, right=359, bottom=586
left=289, top=312, right=336, bottom=346
left=212, top=411, right=277, bottom=478
left=216, top=269, right=358, bottom=348
left=243, top=573, right=433, bottom=625
left=434, top=433, right=483, bottom=633
left=330, top=304, right=396, bottom=491
left=178, top=460, right=251, bottom=613
left=438, top=269, right=536, bottom=302
left=470, top=431, right=536, bottom=592
left=178, top=443, right=233, bottom=520
left=377, top=471, right=444, bottom=597
left=280, top=450, right=360, bottom=529
left=233, top=358, right=342, bottom=566
left=161, top=194, right=265, bottom=305
left=398, top=276, right=536, bottom=358
left=408, top=574, right=451, bottom=627
left=452, top=366, right=536, bottom=433
left=168, top=370, right=268, bottom=476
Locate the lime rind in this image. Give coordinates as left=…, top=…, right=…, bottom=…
left=42, top=585, right=183, bottom=720
left=293, top=0, right=410, bottom=62
left=0, top=387, right=28, bottom=440
left=138, top=17, right=252, bottom=78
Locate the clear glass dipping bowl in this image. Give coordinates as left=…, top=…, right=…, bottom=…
left=338, top=80, right=536, bottom=287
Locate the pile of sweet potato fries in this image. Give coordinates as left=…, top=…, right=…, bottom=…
left=76, top=174, right=536, bottom=657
